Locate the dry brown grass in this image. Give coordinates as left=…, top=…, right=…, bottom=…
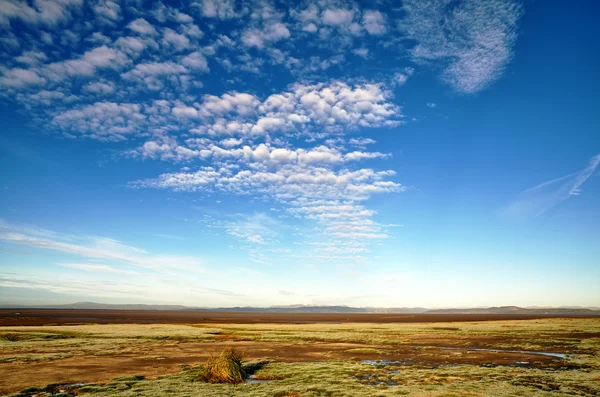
left=198, top=347, right=246, bottom=384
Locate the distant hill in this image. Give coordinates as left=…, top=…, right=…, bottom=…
left=424, top=306, right=599, bottom=315
left=197, top=305, right=368, bottom=313
left=2, top=302, right=190, bottom=311
left=195, top=305, right=428, bottom=313
left=2, top=302, right=598, bottom=315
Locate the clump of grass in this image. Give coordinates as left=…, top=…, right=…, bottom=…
left=198, top=348, right=246, bottom=384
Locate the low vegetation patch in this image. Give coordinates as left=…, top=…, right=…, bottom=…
left=0, top=332, right=74, bottom=342
left=344, top=348, right=387, bottom=354
left=0, top=353, right=73, bottom=363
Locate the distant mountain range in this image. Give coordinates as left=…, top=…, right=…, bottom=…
left=424, top=306, right=600, bottom=315
left=2, top=302, right=599, bottom=315
left=1, top=302, right=190, bottom=311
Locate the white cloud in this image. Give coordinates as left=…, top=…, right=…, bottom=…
left=183, top=24, right=204, bottom=38
left=83, top=81, right=114, bottom=94
left=349, top=137, right=375, bottom=146
left=196, top=0, right=237, bottom=19
left=133, top=165, right=401, bottom=198
left=181, top=51, right=210, bottom=72
left=94, top=0, right=121, bottom=25
left=184, top=81, right=401, bottom=139
left=0, top=0, right=82, bottom=28
left=81, top=45, right=128, bottom=68
left=352, top=48, right=369, bottom=59
left=302, top=22, right=318, bottom=33
left=127, top=137, right=201, bottom=162
left=127, top=18, right=158, bottom=35
left=322, top=9, right=354, bottom=26
left=162, top=28, right=191, bottom=51
left=0, top=1, right=418, bottom=267
left=362, top=10, right=386, bottom=35
left=0, top=68, right=46, bottom=88
left=120, top=61, right=190, bottom=90
left=220, top=138, right=243, bottom=147
left=115, top=36, right=147, bottom=54
left=344, top=151, right=389, bottom=161
left=51, top=102, right=146, bottom=141
left=35, top=45, right=131, bottom=84
left=15, top=50, right=48, bottom=65
left=241, top=23, right=290, bottom=48
left=172, top=105, right=199, bottom=118
left=124, top=62, right=187, bottom=77
left=130, top=165, right=403, bottom=232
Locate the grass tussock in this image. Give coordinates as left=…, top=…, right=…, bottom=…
left=198, top=347, right=246, bottom=384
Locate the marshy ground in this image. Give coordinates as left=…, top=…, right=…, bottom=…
left=0, top=312, right=599, bottom=396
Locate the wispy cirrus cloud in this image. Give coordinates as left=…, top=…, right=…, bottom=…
left=60, top=262, right=140, bottom=275
left=504, top=154, right=600, bottom=218
left=0, top=219, right=205, bottom=273
left=153, top=233, right=185, bottom=240
left=400, top=0, right=523, bottom=93
left=0, top=221, right=255, bottom=303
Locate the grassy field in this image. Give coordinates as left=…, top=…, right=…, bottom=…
left=1, top=318, right=599, bottom=396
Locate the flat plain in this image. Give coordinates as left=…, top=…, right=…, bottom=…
left=1, top=310, right=599, bottom=396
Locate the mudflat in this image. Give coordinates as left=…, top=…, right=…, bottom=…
left=1, top=309, right=597, bottom=326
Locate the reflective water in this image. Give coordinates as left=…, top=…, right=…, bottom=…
left=437, top=346, right=566, bottom=359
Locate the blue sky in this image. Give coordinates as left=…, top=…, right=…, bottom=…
left=0, top=0, right=599, bottom=308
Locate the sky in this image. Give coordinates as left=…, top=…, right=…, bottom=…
left=0, top=0, right=599, bottom=308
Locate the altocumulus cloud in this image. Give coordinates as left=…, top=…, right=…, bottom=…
left=0, top=0, right=523, bottom=264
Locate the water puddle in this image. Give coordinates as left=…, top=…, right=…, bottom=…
left=245, top=375, right=274, bottom=384
left=361, top=359, right=397, bottom=366
left=436, top=346, right=566, bottom=359
left=22, top=383, right=88, bottom=397
left=360, top=347, right=566, bottom=372
left=361, top=358, right=415, bottom=367
left=355, top=373, right=398, bottom=386
left=361, top=358, right=459, bottom=369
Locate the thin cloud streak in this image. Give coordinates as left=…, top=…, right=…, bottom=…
left=504, top=154, right=600, bottom=218
left=0, top=219, right=205, bottom=274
